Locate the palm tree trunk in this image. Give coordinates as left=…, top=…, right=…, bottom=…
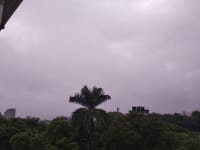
left=88, top=116, right=95, bottom=150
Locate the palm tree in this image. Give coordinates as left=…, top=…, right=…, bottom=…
left=69, top=85, right=111, bottom=150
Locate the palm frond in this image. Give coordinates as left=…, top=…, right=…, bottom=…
left=95, top=94, right=111, bottom=107
left=92, top=86, right=111, bottom=107
left=69, top=85, right=111, bottom=109
left=69, top=94, right=88, bottom=108
left=69, top=86, right=94, bottom=108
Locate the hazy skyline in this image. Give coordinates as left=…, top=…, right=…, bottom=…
left=0, top=0, right=200, bottom=119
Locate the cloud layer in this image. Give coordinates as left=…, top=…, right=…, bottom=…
left=0, top=0, right=200, bottom=118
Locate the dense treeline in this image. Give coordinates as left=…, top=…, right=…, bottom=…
left=0, top=112, right=200, bottom=150
left=0, top=86, right=200, bottom=150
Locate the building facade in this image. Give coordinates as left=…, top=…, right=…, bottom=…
left=130, top=106, right=149, bottom=114
left=4, top=108, right=16, bottom=119
left=0, top=0, right=22, bottom=30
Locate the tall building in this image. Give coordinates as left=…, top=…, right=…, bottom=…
left=0, top=0, right=22, bottom=30
left=4, top=108, right=16, bottom=119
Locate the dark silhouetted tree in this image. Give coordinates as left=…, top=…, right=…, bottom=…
left=69, top=86, right=111, bottom=150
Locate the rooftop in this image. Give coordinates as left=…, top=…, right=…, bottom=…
left=0, top=0, right=22, bottom=30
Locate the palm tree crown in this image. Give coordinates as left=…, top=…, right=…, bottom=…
left=69, top=86, right=111, bottom=110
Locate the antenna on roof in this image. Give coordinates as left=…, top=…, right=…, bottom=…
left=117, top=107, right=120, bottom=113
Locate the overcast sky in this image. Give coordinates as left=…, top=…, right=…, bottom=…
left=0, top=0, right=200, bottom=119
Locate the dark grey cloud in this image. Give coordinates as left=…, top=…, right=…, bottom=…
left=0, top=0, right=200, bottom=119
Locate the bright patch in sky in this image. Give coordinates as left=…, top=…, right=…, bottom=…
left=1, top=19, right=41, bottom=52
left=138, top=0, right=168, bottom=11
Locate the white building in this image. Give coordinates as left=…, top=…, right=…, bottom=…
left=4, top=108, right=16, bottom=119
left=0, top=0, right=22, bottom=30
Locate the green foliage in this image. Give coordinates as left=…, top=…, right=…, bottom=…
left=0, top=111, right=200, bottom=150
left=10, top=132, right=32, bottom=150
left=0, top=86, right=200, bottom=150
left=56, top=137, right=79, bottom=150
left=47, top=117, right=72, bottom=144
left=10, top=132, right=49, bottom=150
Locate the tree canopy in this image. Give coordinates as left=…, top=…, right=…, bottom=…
left=0, top=86, right=199, bottom=150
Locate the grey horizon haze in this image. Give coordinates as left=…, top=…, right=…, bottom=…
left=0, top=0, right=200, bottom=119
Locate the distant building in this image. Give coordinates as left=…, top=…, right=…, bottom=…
left=130, top=106, right=149, bottom=114
left=0, top=0, right=23, bottom=30
left=4, top=108, right=16, bottom=119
